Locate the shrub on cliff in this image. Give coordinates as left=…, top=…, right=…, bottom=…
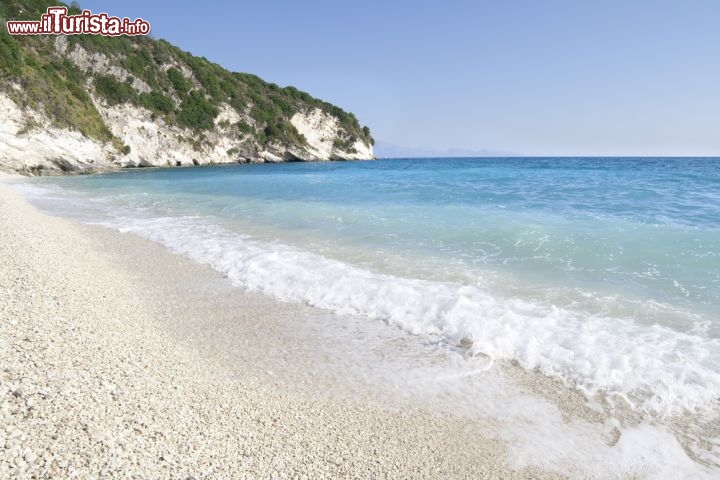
left=177, top=90, right=219, bottom=131
left=94, top=75, right=136, bottom=105
left=167, top=68, right=190, bottom=95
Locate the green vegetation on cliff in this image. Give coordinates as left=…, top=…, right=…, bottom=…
left=1, top=1, right=114, bottom=142
left=0, top=0, right=374, bottom=155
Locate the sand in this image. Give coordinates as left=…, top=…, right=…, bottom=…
left=0, top=183, right=564, bottom=479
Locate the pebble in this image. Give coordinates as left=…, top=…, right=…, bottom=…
left=23, top=449, right=37, bottom=464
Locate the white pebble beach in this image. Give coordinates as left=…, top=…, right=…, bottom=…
left=0, top=180, right=564, bottom=479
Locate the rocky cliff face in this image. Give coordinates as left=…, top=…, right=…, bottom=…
left=0, top=0, right=374, bottom=175
left=0, top=92, right=116, bottom=174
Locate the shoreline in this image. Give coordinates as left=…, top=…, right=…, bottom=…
left=2, top=180, right=716, bottom=479
left=0, top=183, right=557, bottom=478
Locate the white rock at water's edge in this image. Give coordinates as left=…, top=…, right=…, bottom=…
left=0, top=94, right=115, bottom=175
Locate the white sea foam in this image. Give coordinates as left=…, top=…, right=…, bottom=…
left=98, top=213, right=720, bottom=416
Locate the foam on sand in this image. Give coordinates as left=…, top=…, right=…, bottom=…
left=98, top=213, right=720, bottom=417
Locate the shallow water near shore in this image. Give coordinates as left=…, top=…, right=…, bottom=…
left=11, top=157, right=720, bottom=477
left=63, top=215, right=720, bottom=479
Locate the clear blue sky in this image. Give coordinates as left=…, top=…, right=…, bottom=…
left=81, top=0, right=719, bottom=156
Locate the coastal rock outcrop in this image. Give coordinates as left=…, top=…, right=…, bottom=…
left=0, top=94, right=115, bottom=175
left=0, top=0, right=375, bottom=175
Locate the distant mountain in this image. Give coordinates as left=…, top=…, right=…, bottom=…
left=374, top=141, right=518, bottom=159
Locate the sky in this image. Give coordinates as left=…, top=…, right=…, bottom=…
left=80, top=0, right=720, bottom=156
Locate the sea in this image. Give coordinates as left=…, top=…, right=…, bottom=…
left=16, top=157, right=720, bottom=476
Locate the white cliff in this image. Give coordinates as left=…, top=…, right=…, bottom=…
left=290, top=108, right=373, bottom=161
left=0, top=40, right=374, bottom=176
left=0, top=94, right=115, bottom=175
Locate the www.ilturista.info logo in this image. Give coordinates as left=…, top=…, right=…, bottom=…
left=6, top=7, right=150, bottom=36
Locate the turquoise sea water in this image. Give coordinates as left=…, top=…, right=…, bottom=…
left=25, top=157, right=720, bottom=415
